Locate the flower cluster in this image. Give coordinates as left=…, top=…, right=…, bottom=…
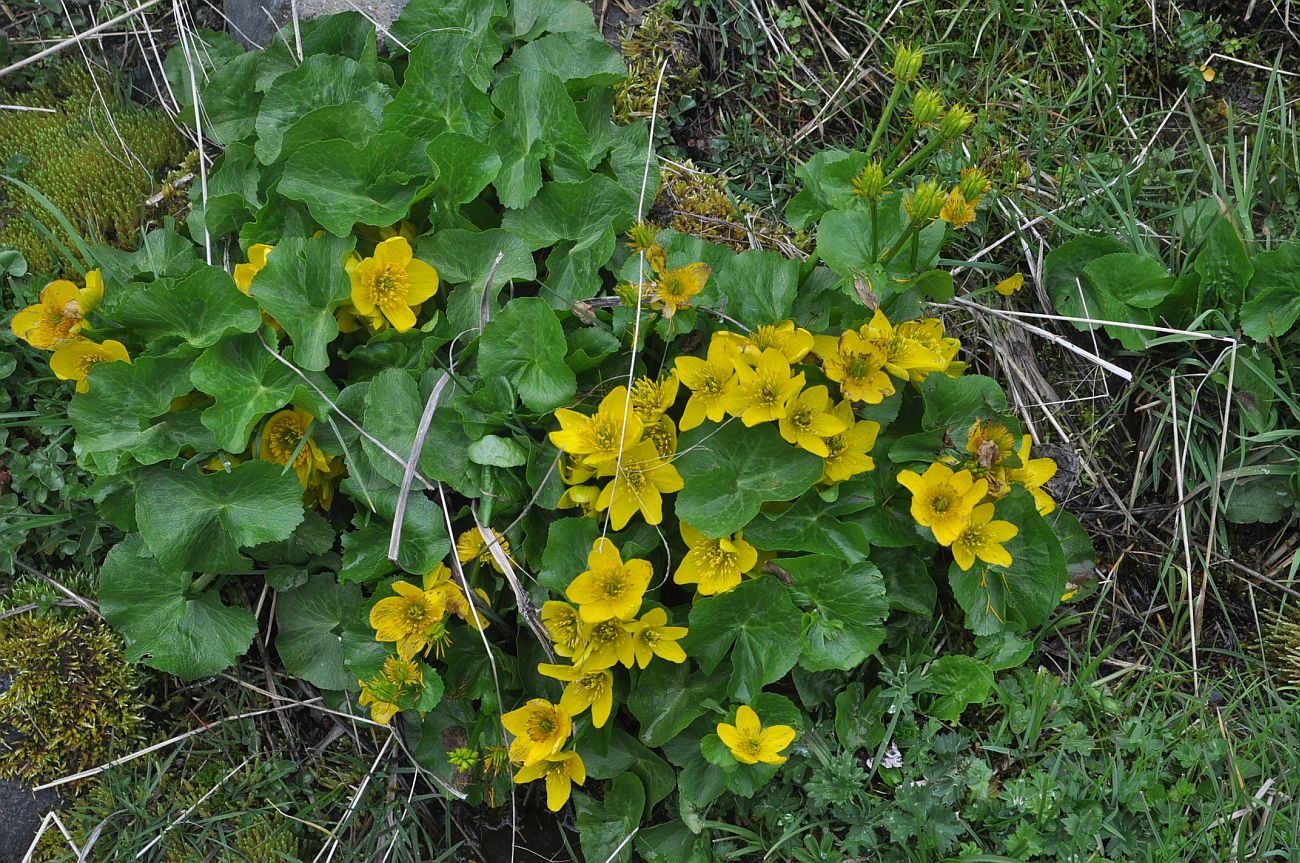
left=10, top=270, right=131, bottom=392
left=897, top=422, right=1058, bottom=570
left=510, top=538, right=687, bottom=810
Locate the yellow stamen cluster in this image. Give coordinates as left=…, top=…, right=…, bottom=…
left=358, top=656, right=425, bottom=725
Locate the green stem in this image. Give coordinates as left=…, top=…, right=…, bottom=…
left=191, top=572, right=218, bottom=593
left=879, top=220, right=924, bottom=264
left=869, top=199, right=879, bottom=259
left=908, top=230, right=919, bottom=271
left=866, top=81, right=904, bottom=158
left=886, top=134, right=946, bottom=184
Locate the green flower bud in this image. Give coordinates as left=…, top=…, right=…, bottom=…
left=851, top=159, right=890, bottom=200
left=909, top=88, right=945, bottom=129
left=904, top=179, right=946, bottom=223
left=939, top=103, right=976, bottom=140
left=892, top=42, right=924, bottom=83
left=958, top=166, right=992, bottom=202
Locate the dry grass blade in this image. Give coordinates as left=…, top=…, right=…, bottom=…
left=0, top=0, right=165, bottom=77
left=387, top=371, right=451, bottom=562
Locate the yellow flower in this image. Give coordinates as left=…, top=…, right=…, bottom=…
left=815, top=330, right=894, bottom=404
left=349, top=237, right=440, bottom=333
left=674, top=522, right=759, bottom=596
left=779, top=385, right=848, bottom=457
left=716, top=705, right=796, bottom=766
left=965, top=419, right=1016, bottom=470
left=674, top=339, right=740, bottom=430
left=456, top=527, right=511, bottom=573
left=233, top=243, right=273, bottom=293
left=630, top=373, right=680, bottom=423
left=11, top=271, right=102, bottom=349
left=557, top=483, right=600, bottom=515
left=572, top=617, right=637, bottom=670
left=859, top=309, right=946, bottom=382
left=896, top=463, right=988, bottom=546
left=502, top=698, right=571, bottom=767
left=566, top=538, right=653, bottom=623
left=939, top=188, right=977, bottom=228
left=548, top=386, right=643, bottom=468
left=514, top=750, right=586, bottom=812
left=995, top=273, right=1024, bottom=296
left=628, top=607, right=688, bottom=669
left=538, top=661, right=615, bottom=727
left=651, top=262, right=710, bottom=318
left=593, top=441, right=684, bottom=529
left=259, top=407, right=336, bottom=492
left=736, top=321, right=815, bottom=365
left=722, top=348, right=806, bottom=426
left=821, top=402, right=880, bottom=483
left=369, top=581, right=446, bottom=660
left=959, top=167, right=992, bottom=203
left=643, top=415, right=678, bottom=459
left=1004, top=435, right=1058, bottom=515
left=423, top=564, right=491, bottom=631
left=541, top=600, right=587, bottom=659
left=49, top=338, right=130, bottom=392
left=893, top=318, right=965, bottom=380
left=335, top=300, right=397, bottom=335
left=950, top=503, right=1019, bottom=570
left=358, top=657, right=423, bottom=725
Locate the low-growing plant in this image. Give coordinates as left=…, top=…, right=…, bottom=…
left=6, top=4, right=1093, bottom=858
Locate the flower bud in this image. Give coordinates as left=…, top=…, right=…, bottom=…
left=958, top=167, right=992, bottom=203
left=891, top=43, right=924, bottom=83
left=939, top=103, right=976, bottom=140
left=909, top=88, right=944, bottom=129
left=904, top=179, right=946, bottom=223
left=850, top=160, right=890, bottom=200
left=939, top=188, right=976, bottom=229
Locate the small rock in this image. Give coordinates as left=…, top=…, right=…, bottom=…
left=223, top=0, right=410, bottom=50
left=0, top=781, right=59, bottom=863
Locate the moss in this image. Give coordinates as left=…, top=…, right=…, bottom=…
left=0, top=611, right=143, bottom=785
left=1264, top=606, right=1300, bottom=689
left=651, top=160, right=811, bottom=253
left=613, top=7, right=701, bottom=123
left=0, top=61, right=188, bottom=276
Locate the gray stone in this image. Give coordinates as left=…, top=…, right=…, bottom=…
left=0, top=781, right=59, bottom=863
left=223, top=0, right=410, bottom=50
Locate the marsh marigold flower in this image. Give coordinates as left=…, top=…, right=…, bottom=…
left=722, top=348, right=806, bottom=426
left=1004, top=435, right=1058, bottom=515
left=779, top=385, right=848, bottom=457
left=574, top=617, right=638, bottom=669
left=549, top=386, right=642, bottom=468
left=541, top=600, right=587, bottom=658
left=628, top=607, right=688, bottom=668
left=233, top=243, right=273, bottom=293
left=733, top=321, right=815, bottom=365
left=593, top=441, right=684, bottom=529
left=820, top=401, right=880, bottom=483
left=349, top=237, right=439, bottom=333
left=358, top=657, right=422, bottom=725
left=456, top=527, right=511, bottom=573
left=538, top=662, right=615, bottom=727
left=966, top=419, right=1016, bottom=471
left=950, top=503, right=1019, bottom=571
left=502, top=698, right=571, bottom=766
left=50, top=338, right=130, bottom=392
left=939, top=188, right=977, bottom=229
left=369, top=581, right=446, bottom=660
left=815, top=330, right=894, bottom=404
left=674, top=522, right=759, bottom=596
left=630, top=373, right=679, bottom=422
left=859, top=309, right=946, bottom=382
left=565, top=538, right=653, bottom=623
left=423, top=563, right=491, bottom=631
left=896, top=463, right=988, bottom=546
left=893, top=318, right=965, bottom=380
left=514, top=750, right=586, bottom=812
left=674, top=339, right=739, bottom=430
left=11, top=270, right=102, bottom=349
left=651, top=262, right=710, bottom=318
left=717, top=705, right=796, bottom=765
left=260, top=406, right=342, bottom=508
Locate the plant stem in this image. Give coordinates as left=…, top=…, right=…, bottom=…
left=887, top=134, right=947, bottom=184
left=869, top=199, right=879, bottom=259
left=866, top=80, right=904, bottom=158
left=879, top=220, right=925, bottom=264
left=190, top=572, right=217, bottom=594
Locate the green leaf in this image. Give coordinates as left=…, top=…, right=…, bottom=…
left=715, top=248, right=799, bottom=326
left=948, top=489, right=1065, bottom=635
left=924, top=655, right=995, bottom=721
left=914, top=268, right=955, bottom=302
left=1224, top=473, right=1295, bottom=525
left=249, top=509, right=336, bottom=565
left=682, top=577, right=802, bottom=701
left=500, top=174, right=635, bottom=255
left=743, top=491, right=872, bottom=562
left=69, top=355, right=200, bottom=471
left=1043, top=234, right=1129, bottom=316
left=99, top=535, right=257, bottom=680
left=537, top=518, right=598, bottom=593
left=575, top=774, right=645, bottom=863
left=1194, top=214, right=1252, bottom=312
left=583, top=728, right=676, bottom=809
left=275, top=574, right=363, bottom=690
left=497, top=32, right=627, bottom=96
left=248, top=234, right=357, bottom=370
left=781, top=555, right=888, bottom=672
left=380, top=35, right=496, bottom=141
left=500, top=0, right=595, bottom=41
left=700, top=692, right=801, bottom=796
left=135, top=461, right=305, bottom=573
left=920, top=373, right=1008, bottom=436
left=421, top=228, right=536, bottom=292
left=477, top=297, right=577, bottom=413
left=190, top=334, right=298, bottom=452
left=637, top=822, right=714, bottom=863
left=490, top=70, right=592, bottom=208
left=340, top=521, right=397, bottom=584
left=0, top=248, right=27, bottom=277
left=675, top=422, right=823, bottom=537
left=391, top=0, right=503, bottom=74
left=467, top=434, right=529, bottom=467
left=628, top=660, right=730, bottom=748
left=278, top=131, right=433, bottom=237
left=426, top=132, right=502, bottom=213
left=361, top=369, right=476, bottom=492
left=193, top=142, right=261, bottom=238
left=1240, top=240, right=1300, bottom=341
left=785, top=149, right=869, bottom=230
left=253, top=54, right=391, bottom=165
left=117, top=267, right=262, bottom=349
